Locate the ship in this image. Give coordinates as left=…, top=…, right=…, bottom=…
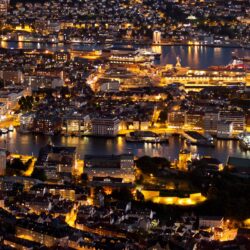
left=0, top=128, right=8, bottom=134
left=232, top=52, right=250, bottom=63
left=238, top=133, right=250, bottom=150
left=183, top=131, right=215, bottom=147
left=137, top=48, right=161, bottom=58
left=126, top=131, right=168, bottom=143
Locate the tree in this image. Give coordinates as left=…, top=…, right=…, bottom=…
left=18, top=96, right=34, bottom=111
left=136, top=156, right=171, bottom=175
left=9, top=158, right=27, bottom=171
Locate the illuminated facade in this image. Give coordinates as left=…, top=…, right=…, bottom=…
left=91, top=117, right=120, bottom=137
left=84, top=154, right=135, bottom=183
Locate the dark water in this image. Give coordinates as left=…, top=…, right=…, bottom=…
left=1, top=131, right=250, bottom=163
left=156, top=45, right=249, bottom=69
left=1, top=41, right=249, bottom=69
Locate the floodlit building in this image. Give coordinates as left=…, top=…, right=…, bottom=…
left=91, top=116, right=120, bottom=137
left=217, top=121, right=233, bottom=139
left=84, top=154, right=135, bottom=183
left=219, top=111, right=245, bottom=134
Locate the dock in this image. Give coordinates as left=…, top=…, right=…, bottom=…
left=183, top=131, right=214, bottom=147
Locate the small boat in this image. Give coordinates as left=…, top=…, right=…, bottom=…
left=239, top=133, right=250, bottom=150
left=8, top=125, right=14, bottom=132
left=126, top=131, right=168, bottom=144
left=0, top=128, right=8, bottom=134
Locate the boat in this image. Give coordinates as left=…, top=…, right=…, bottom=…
left=126, top=131, right=168, bottom=143
left=138, top=48, right=161, bottom=58
left=0, top=128, right=8, bottom=134
left=232, top=53, right=250, bottom=63
left=239, top=133, right=250, bottom=150
left=8, top=125, right=14, bottom=132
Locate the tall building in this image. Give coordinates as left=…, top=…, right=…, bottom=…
left=153, top=30, right=161, bottom=44
left=204, top=112, right=219, bottom=134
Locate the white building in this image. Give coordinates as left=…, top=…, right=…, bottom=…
left=219, top=111, right=245, bottom=134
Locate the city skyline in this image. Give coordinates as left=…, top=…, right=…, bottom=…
left=0, top=0, right=248, bottom=249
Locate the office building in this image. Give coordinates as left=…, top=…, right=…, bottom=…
left=91, top=116, right=120, bottom=137
left=84, top=154, right=135, bottom=183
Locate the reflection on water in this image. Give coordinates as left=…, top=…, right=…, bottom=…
left=0, top=42, right=249, bottom=69
left=0, top=131, right=249, bottom=163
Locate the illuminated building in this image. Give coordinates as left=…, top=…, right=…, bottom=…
left=178, top=149, right=191, bottom=171
left=185, top=111, right=204, bottom=129
left=0, top=88, right=26, bottom=111
left=31, top=183, right=87, bottom=202
left=63, top=113, right=90, bottom=136
left=47, top=21, right=61, bottom=33
left=217, top=121, right=233, bottom=139
left=168, top=111, right=185, bottom=127
left=91, top=116, right=120, bottom=137
left=100, top=80, right=120, bottom=92
left=36, top=145, right=77, bottom=181
left=163, top=69, right=247, bottom=91
left=54, top=51, right=71, bottom=63
left=20, top=113, right=35, bottom=133
left=33, top=115, right=62, bottom=135
left=0, top=69, right=23, bottom=83
left=153, top=30, right=161, bottom=44
left=0, top=176, right=41, bottom=192
left=204, top=112, right=219, bottom=134
left=84, top=154, right=135, bottom=183
left=199, top=216, right=224, bottom=228
left=16, top=220, right=69, bottom=248
left=141, top=189, right=206, bottom=206
left=3, top=236, right=43, bottom=249
left=219, top=111, right=245, bottom=134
